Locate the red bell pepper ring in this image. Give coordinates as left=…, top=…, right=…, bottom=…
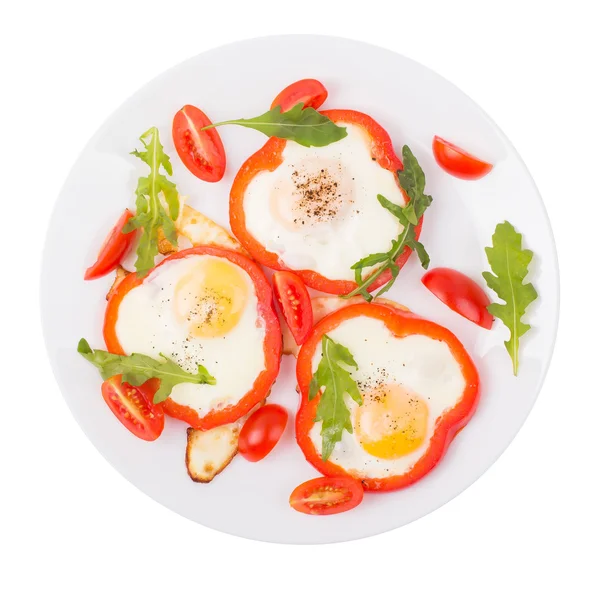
left=295, top=303, right=479, bottom=492
left=229, top=109, right=423, bottom=295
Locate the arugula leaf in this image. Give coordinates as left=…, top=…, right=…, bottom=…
left=309, top=335, right=362, bottom=461
left=343, top=145, right=432, bottom=301
left=202, top=103, right=347, bottom=148
left=482, top=222, right=538, bottom=376
left=396, top=145, right=429, bottom=223
left=124, top=127, right=179, bottom=277
left=77, top=338, right=215, bottom=404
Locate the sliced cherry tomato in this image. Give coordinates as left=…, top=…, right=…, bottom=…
left=101, top=376, right=164, bottom=441
left=289, top=476, right=364, bottom=516
left=172, top=105, right=226, bottom=182
left=432, top=136, right=493, bottom=180
left=422, top=267, right=493, bottom=329
left=238, top=404, right=288, bottom=462
left=84, top=210, right=136, bottom=280
left=271, top=79, right=328, bottom=112
left=273, top=271, right=313, bottom=345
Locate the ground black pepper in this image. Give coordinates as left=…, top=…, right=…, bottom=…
left=290, top=164, right=352, bottom=226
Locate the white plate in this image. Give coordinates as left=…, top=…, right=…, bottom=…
left=41, top=35, right=559, bottom=544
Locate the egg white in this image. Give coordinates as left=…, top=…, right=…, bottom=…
left=308, top=315, right=466, bottom=478
left=242, top=124, right=406, bottom=281
left=115, top=255, right=266, bottom=417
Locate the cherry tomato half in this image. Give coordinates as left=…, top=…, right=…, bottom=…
left=273, top=271, right=313, bottom=346
left=238, top=404, right=288, bottom=462
left=84, top=209, right=136, bottom=280
left=422, top=267, right=494, bottom=329
left=289, top=476, right=364, bottom=516
left=271, top=79, right=328, bottom=112
left=101, top=376, right=164, bottom=441
left=432, top=136, right=493, bottom=180
left=172, top=105, right=226, bottom=182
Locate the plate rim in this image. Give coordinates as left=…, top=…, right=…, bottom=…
left=40, top=33, right=560, bottom=544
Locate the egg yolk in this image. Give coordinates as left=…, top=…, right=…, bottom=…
left=269, top=156, right=354, bottom=231
left=355, top=384, right=429, bottom=460
left=174, top=259, right=248, bottom=338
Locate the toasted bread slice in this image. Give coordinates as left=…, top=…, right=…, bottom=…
left=106, top=266, right=130, bottom=300
left=282, top=296, right=410, bottom=356
left=176, top=205, right=247, bottom=255
left=157, top=227, right=179, bottom=255
left=185, top=403, right=264, bottom=483
left=115, top=201, right=247, bottom=287
left=185, top=422, right=242, bottom=483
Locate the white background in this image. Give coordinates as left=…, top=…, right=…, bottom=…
left=1, top=0, right=598, bottom=586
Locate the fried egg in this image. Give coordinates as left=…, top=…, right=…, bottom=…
left=242, top=124, right=406, bottom=281
left=114, top=253, right=268, bottom=419
left=308, top=315, right=468, bottom=479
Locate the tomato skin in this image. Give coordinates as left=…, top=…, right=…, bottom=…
left=422, top=267, right=493, bottom=329
left=101, top=375, right=164, bottom=441
left=273, top=271, right=313, bottom=345
left=289, top=476, right=364, bottom=515
left=271, top=79, right=328, bottom=112
left=432, top=136, right=493, bottom=180
left=230, top=109, right=421, bottom=295
left=296, top=303, right=479, bottom=492
left=238, top=404, right=288, bottom=462
left=103, top=246, right=282, bottom=430
left=173, top=105, right=226, bottom=182
left=85, top=210, right=136, bottom=280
